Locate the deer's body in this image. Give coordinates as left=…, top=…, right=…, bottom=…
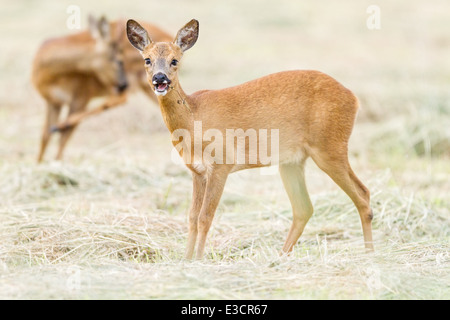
left=33, top=17, right=172, bottom=162
left=127, top=19, right=374, bottom=259
left=160, top=69, right=359, bottom=174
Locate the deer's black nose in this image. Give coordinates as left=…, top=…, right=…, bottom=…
left=152, top=72, right=171, bottom=85
left=118, top=82, right=128, bottom=93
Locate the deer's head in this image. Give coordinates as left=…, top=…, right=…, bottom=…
left=89, top=15, right=128, bottom=94
left=126, top=19, right=199, bottom=96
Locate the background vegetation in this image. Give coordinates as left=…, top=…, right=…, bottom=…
left=0, top=0, right=448, bottom=299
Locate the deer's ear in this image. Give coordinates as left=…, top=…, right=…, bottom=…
left=97, top=16, right=110, bottom=40
left=126, top=19, right=151, bottom=51
left=174, top=19, right=199, bottom=52
left=88, top=15, right=111, bottom=40
left=88, top=15, right=100, bottom=39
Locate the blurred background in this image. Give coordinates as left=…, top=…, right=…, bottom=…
left=1, top=0, right=449, bottom=169
left=0, top=0, right=448, bottom=299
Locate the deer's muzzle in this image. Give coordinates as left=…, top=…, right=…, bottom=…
left=152, top=72, right=171, bottom=96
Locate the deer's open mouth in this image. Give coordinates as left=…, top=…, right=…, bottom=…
left=154, top=83, right=169, bottom=96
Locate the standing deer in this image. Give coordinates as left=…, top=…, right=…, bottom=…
left=33, top=15, right=172, bottom=162
left=126, top=19, right=374, bottom=259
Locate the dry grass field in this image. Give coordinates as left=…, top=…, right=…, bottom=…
left=0, top=0, right=449, bottom=299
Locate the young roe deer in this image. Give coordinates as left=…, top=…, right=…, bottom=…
left=33, top=16, right=171, bottom=162
left=126, top=19, right=374, bottom=259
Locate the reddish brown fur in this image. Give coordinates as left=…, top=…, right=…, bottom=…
left=33, top=18, right=172, bottom=162
left=127, top=19, right=374, bottom=259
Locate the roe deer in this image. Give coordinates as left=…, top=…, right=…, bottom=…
left=33, top=15, right=171, bottom=162
left=127, top=19, right=374, bottom=259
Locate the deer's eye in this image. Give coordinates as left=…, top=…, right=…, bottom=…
left=171, top=59, right=178, bottom=66
left=144, top=58, right=151, bottom=65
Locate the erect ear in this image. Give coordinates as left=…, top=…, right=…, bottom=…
left=174, top=19, right=199, bottom=52
left=126, top=19, right=152, bottom=51
left=97, top=16, right=110, bottom=40
left=88, top=15, right=110, bottom=40
left=88, top=14, right=100, bottom=38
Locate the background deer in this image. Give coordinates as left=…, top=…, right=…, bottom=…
left=126, top=19, right=374, bottom=259
left=33, top=15, right=171, bottom=162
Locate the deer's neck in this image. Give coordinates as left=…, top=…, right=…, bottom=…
left=157, top=80, right=193, bottom=133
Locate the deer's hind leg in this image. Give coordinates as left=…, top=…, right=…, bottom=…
left=310, top=148, right=374, bottom=251
left=279, top=160, right=314, bottom=254
left=55, top=94, right=90, bottom=161
left=37, top=102, right=62, bottom=163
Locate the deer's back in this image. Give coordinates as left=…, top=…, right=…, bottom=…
left=192, top=70, right=359, bottom=138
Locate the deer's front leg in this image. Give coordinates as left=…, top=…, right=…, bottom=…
left=195, top=167, right=230, bottom=259
left=51, top=93, right=127, bottom=132
left=185, top=172, right=207, bottom=260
